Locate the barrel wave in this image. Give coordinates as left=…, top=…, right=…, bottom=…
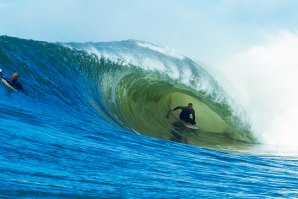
left=70, top=40, right=255, bottom=147
left=0, top=36, right=254, bottom=148
left=1, top=36, right=298, bottom=198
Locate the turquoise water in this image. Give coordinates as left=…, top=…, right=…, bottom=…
left=0, top=36, right=297, bottom=198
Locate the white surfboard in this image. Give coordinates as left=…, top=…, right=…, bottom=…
left=1, top=78, right=17, bottom=91
left=167, top=110, right=199, bottom=130
left=183, top=122, right=200, bottom=130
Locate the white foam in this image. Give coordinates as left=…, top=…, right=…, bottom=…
left=222, top=31, right=298, bottom=149
left=86, top=46, right=103, bottom=58
left=136, top=41, right=185, bottom=60
left=83, top=43, right=190, bottom=81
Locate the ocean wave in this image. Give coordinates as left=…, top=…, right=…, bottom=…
left=0, top=36, right=254, bottom=149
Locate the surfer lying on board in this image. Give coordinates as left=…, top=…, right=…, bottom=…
left=168, top=103, right=196, bottom=125
left=9, top=72, right=24, bottom=91
left=1, top=69, right=24, bottom=91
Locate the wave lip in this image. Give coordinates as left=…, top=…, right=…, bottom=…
left=135, top=41, right=185, bottom=59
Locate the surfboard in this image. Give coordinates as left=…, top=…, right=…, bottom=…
left=167, top=110, right=199, bottom=130
left=1, top=78, right=17, bottom=91
left=183, top=122, right=200, bottom=130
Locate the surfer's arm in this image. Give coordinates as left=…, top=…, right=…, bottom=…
left=172, top=106, right=183, bottom=111
left=166, top=106, right=182, bottom=118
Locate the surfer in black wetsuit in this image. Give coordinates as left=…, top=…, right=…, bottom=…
left=2, top=72, right=24, bottom=91
left=9, top=72, right=23, bottom=91
left=170, top=103, right=196, bottom=125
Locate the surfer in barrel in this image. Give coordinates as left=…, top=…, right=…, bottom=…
left=168, top=103, right=196, bottom=125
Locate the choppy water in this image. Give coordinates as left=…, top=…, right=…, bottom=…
left=0, top=36, right=297, bottom=198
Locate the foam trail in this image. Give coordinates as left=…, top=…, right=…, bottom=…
left=222, top=31, right=298, bottom=149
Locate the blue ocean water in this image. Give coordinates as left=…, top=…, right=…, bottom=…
left=0, top=36, right=297, bottom=198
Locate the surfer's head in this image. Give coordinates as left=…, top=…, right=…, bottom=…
left=12, top=72, right=19, bottom=80
left=188, top=103, right=193, bottom=109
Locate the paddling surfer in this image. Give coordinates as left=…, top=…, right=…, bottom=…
left=1, top=69, right=24, bottom=91
left=9, top=72, right=23, bottom=91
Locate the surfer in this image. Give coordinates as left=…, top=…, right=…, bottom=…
left=169, top=103, right=196, bottom=125
left=1, top=70, right=24, bottom=91
left=9, top=72, right=23, bottom=91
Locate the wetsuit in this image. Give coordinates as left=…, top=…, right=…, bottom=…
left=173, top=106, right=196, bottom=125
left=8, top=79, right=23, bottom=91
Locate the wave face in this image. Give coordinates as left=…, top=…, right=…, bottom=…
left=67, top=40, right=254, bottom=146
left=0, top=36, right=255, bottom=148
left=1, top=36, right=297, bottom=198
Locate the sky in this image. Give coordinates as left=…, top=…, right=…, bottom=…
left=1, top=0, right=298, bottom=147
left=0, top=0, right=298, bottom=66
